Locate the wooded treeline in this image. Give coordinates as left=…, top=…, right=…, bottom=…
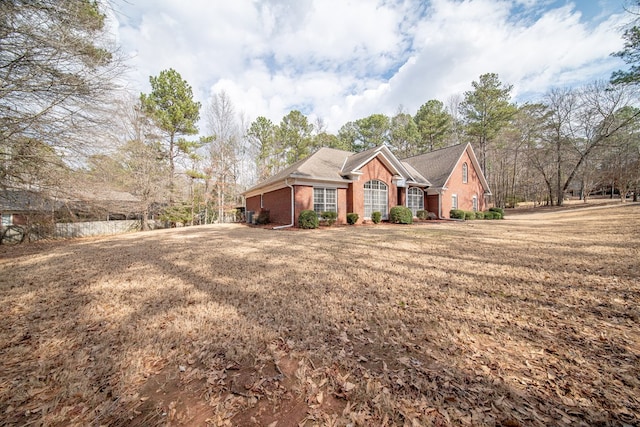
left=239, top=74, right=640, bottom=211
left=1, top=1, right=640, bottom=239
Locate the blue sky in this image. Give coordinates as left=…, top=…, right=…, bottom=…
left=110, top=0, right=629, bottom=132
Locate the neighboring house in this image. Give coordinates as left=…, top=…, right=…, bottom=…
left=0, top=188, right=142, bottom=226
left=242, top=143, right=491, bottom=226
left=403, top=143, right=491, bottom=218
left=0, top=190, right=60, bottom=228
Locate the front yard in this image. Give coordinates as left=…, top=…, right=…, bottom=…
left=1, top=204, right=638, bottom=426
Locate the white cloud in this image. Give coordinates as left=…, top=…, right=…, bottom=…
left=111, top=0, right=627, bottom=133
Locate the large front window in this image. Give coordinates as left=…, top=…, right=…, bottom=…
left=314, top=188, right=337, bottom=213
left=407, top=187, right=424, bottom=216
left=364, top=180, right=388, bottom=219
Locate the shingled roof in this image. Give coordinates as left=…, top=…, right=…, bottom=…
left=250, top=147, right=353, bottom=192
left=244, top=146, right=430, bottom=196
left=403, top=143, right=475, bottom=189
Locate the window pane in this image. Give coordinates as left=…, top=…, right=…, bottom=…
left=326, top=189, right=337, bottom=212
left=314, top=188, right=324, bottom=213
left=364, top=180, right=388, bottom=219
left=407, top=187, right=423, bottom=216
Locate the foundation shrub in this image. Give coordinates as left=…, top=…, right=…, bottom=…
left=299, top=210, right=319, bottom=229
left=464, top=211, right=475, bottom=220
left=256, top=210, right=270, bottom=225
left=416, top=210, right=430, bottom=220
left=371, top=211, right=382, bottom=224
left=489, top=207, right=504, bottom=219
left=390, top=206, right=413, bottom=224
left=320, top=211, right=337, bottom=226
left=346, top=213, right=359, bottom=225
left=450, top=209, right=465, bottom=219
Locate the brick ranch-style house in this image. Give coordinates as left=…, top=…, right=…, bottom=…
left=403, top=143, right=491, bottom=219
left=242, top=143, right=491, bottom=227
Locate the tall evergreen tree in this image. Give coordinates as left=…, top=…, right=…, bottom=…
left=611, top=1, right=640, bottom=85
left=389, top=111, right=420, bottom=158
left=276, top=110, right=313, bottom=165
left=414, top=100, right=452, bottom=153
left=140, top=69, right=201, bottom=201
left=460, top=73, right=516, bottom=177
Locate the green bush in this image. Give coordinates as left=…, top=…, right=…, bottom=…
left=256, top=210, right=270, bottom=225
left=298, top=210, right=319, bottom=229
left=346, top=212, right=359, bottom=225
left=464, top=211, right=475, bottom=220
left=483, top=211, right=496, bottom=219
left=371, top=211, right=382, bottom=224
left=320, top=211, right=337, bottom=226
left=489, top=207, right=504, bottom=219
left=475, top=211, right=485, bottom=219
left=389, top=206, right=413, bottom=224
left=450, top=209, right=465, bottom=219
left=416, top=209, right=429, bottom=220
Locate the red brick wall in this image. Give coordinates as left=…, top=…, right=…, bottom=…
left=246, top=187, right=293, bottom=225
left=248, top=185, right=348, bottom=227
left=349, top=157, right=397, bottom=222
left=441, top=148, right=487, bottom=218
left=337, top=188, right=347, bottom=225
left=246, top=195, right=261, bottom=216
left=264, top=187, right=294, bottom=225
left=294, top=185, right=313, bottom=227
left=426, top=194, right=439, bottom=217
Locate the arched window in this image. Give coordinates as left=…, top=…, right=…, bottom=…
left=364, top=180, right=388, bottom=219
left=462, top=163, right=468, bottom=183
left=407, top=187, right=424, bottom=216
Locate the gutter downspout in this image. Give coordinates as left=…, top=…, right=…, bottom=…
left=436, top=189, right=457, bottom=221
left=273, top=179, right=295, bottom=229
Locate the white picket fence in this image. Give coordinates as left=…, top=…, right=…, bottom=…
left=54, top=220, right=143, bottom=238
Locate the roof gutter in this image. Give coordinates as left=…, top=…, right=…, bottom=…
left=272, top=179, right=295, bottom=230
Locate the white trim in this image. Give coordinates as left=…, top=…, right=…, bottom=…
left=244, top=177, right=350, bottom=199
left=290, top=178, right=350, bottom=189
left=313, top=187, right=338, bottom=214
left=348, top=146, right=418, bottom=183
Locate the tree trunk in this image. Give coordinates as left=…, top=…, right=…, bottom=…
left=169, top=133, right=175, bottom=203
left=556, top=139, right=563, bottom=206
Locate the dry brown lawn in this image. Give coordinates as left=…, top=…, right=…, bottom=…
left=1, top=203, right=639, bottom=426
